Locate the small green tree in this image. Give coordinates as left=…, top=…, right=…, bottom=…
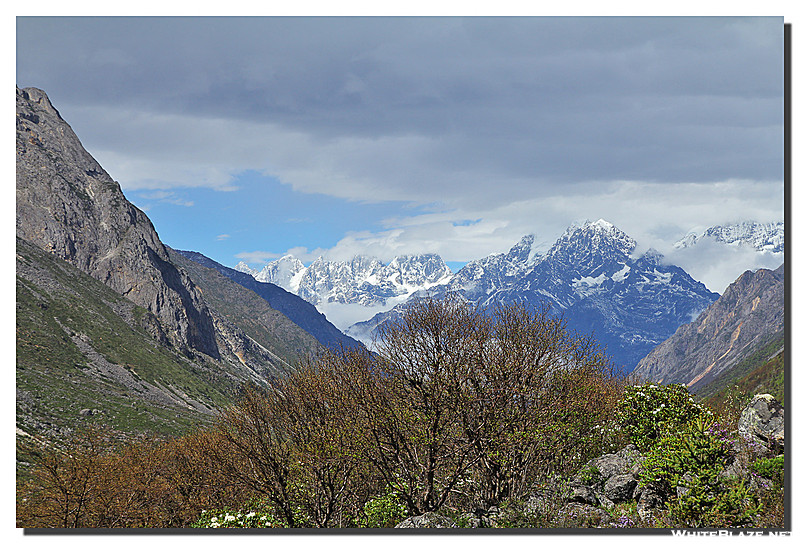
left=617, top=383, right=711, bottom=451
left=640, top=416, right=759, bottom=527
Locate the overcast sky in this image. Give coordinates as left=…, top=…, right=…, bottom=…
left=15, top=16, right=785, bottom=292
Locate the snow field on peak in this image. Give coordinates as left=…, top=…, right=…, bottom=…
left=674, top=221, right=784, bottom=253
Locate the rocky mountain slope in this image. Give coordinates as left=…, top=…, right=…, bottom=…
left=16, top=86, right=322, bottom=437
left=175, top=250, right=362, bottom=351
left=349, top=220, right=719, bottom=374
left=633, top=265, right=784, bottom=391
left=17, top=87, right=220, bottom=358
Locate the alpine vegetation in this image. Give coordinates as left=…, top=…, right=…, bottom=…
left=17, top=298, right=785, bottom=529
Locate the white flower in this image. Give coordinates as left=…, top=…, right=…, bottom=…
left=246, top=512, right=256, bottom=518
left=225, top=514, right=236, bottom=522
left=211, top=516, right=218, bottom=523
left=210, top=522, right=220, bottom=528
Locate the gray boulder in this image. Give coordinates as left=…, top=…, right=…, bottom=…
left=460, top=506, right=502, bottom=528
left=586, top=444, right=644, bottom=481
left=604, top=473, right=638, bottom=503
left=738, top=394, right=784, bottom=451
left=395, top=512, right=457, bottom=529
left=636, top=484, right=667, bottom=521
left=567, top=485, right=599, bottom=506
left=719, top=456, right=748, bottom=480
left=568, top=444, right=644, bottom=508
left=525, top=483, right=566, bottom=518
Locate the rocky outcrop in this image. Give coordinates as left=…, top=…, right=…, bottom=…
left=634, top=265, right=784, bottom=390
left=16, top=86, right=218, bottom=357
left=567, top=445, right=647, bottom=510
left=738, top=393, right=784, bottom=451
left=16, top=87, right=328, bottom=441
left=395, top=512, right=457, bottom=529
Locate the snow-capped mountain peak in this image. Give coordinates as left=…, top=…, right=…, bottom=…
left=255, top=255, right=306, bottom=291
left=237, top=252, right=454, bottom=312
left=234, top=261, right=258, bottom=275
left=589, top=218, right=615, bottom=231
left=506, top=234, right=543, bottom=267
left=674, top=221, right=784, bottom=253
left=636, top=248, right=665, bottom=266
left=346, top=220, right=718, bottom=375
left=545, top=219, right=637, bottom=275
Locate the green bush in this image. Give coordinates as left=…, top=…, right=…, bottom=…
left=577, top=465, right=601, bottom=485
left=357, top=485, right=409, bottom=528
left=617, top=383, right=712, bottom=451
left=640, top=416, right=759, bottom=527
left=751, top=455, right=784, bottom=483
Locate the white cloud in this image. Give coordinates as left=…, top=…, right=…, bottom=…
left=307, top=178, right=779, bottom=255
left=18, top=17, right=783, bottom=294
left=663, top=240, right=784, bottom=294
left=234, top=250, right=282, bottom=265
left=316, top=301, right=389, bottom=332
left=128, top=188, right=195, bottom=207
left=215, top=234, right=230, bottom=241
left=252, top=178, right=783, bottom=294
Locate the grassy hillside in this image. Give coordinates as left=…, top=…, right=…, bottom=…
left=16, top=238, right=235, bottom=441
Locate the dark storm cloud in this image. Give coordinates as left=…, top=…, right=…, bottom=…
left=17, top=16, right=783, bottom=192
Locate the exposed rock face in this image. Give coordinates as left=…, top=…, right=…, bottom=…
left=633, top=265, right=784, bottom=390
left=568, top=485, right=599, bottom=506
left=738, top=394, right=784, bottom=451
left=395, top=512, right=457, bottom=528
left=16, top=86, right=218, bottom=357
left=635, top=484, right=666, bottom=521
left=16, top=87, right=329, bottom=440
left=587, top=444, right=644, bottom=481
left=604, top=474, right=638, bottom=503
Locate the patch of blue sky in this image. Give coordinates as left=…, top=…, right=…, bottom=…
left=451, top=219, right=481, bottom=227
left=446, top=261, right=468, bottom=273
left=125, top=170, right=420, bottom=269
